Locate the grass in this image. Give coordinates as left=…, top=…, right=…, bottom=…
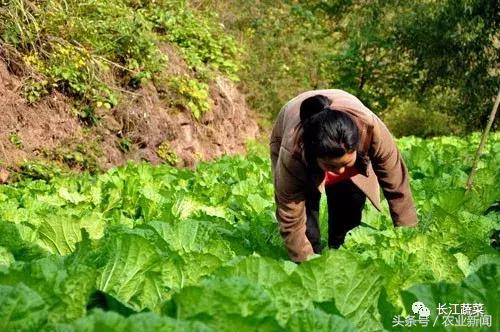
left=0, top=0, right=242, bottom=121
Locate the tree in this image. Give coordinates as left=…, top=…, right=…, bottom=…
left=394, top=0, right=499, bottom=130
left=303, top=0, right=499, bottom=131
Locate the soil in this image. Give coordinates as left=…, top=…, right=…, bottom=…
left=0, top=44, right=261, bottom=182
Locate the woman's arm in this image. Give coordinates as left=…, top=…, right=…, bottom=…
left=272, top=147, right=315, bottom=262
left=369, top=115, right=418, bottom=226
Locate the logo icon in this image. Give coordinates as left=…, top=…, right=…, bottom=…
left=412, top=301, right=431, bottom=318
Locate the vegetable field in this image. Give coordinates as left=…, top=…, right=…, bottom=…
left=0, top=134, right=498, bottom=331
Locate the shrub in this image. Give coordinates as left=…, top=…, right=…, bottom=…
left=157, top=141, right=178, bottom=166
left=171, top=76, right=210, bottom=120
left=382, top=100, right=460, bottom=138
left=148, top=5, right=242, bottom=81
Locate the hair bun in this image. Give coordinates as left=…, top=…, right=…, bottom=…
left=300, top=95, right=332, bottom=123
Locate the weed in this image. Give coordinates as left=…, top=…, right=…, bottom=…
left=8, top=132, right=23, bottom=149
left=118, top=137, right=132, bottom=153
left=169, top=75, right=210, bottom=120
left=157, top=141, right=178, bottom=166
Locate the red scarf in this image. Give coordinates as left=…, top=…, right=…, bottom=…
left=324, top=166, right=359, bottom=186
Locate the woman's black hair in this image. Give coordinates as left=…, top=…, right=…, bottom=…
left=298, top=94, right=359, bottom=170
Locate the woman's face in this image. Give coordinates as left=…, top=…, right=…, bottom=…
left=317, top=150, right=357, bottom=175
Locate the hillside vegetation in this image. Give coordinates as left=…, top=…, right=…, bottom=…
left=0, top=0, right=262, bottom=177
left=0, top=2, right=498, bottom=330
left=2, top=0, right=497, bottom=132
left=204, top=0, right=498, bottom=134
left=1, top=0, right=241, bottom=119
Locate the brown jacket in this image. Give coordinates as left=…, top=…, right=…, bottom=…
left=270, top=89, right=417, bottom=262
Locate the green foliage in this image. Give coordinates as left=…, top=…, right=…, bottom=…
left=17, top=160, right=66, bottom=181
left=3, top=0, right=493, bottom=137
left=393, top=0, right=499, bottom=129
left=42, top=142, right=102, bottom=172
left=1, top=0, right=161, bottom=115
left=0, top=0, right=242, bottom=121
left=22, top=79, right=51, bottom=104
left=62, top=309, right=212, bottom=331
left=311, top=0, right=411, bottom=110
left=207, top=0, right=497, bottom=133
left=0, top=133, right=498, bottom=330
left=148, top=4, right=242, bottom=80
left=117, top=137, right=131, bottom=153
left=302, top=0, right=499, bottom=131
left=168, top=75, right=211, bottom=119
left=8, top=132, right=23, bottom=148
left=169, top=276, right=283, bottom=330
left=0, top=255, right=97, bottom=325
left=381, top=100, right=459, bottom=138
left=400, top=263, right=499, bottom=331
left=156, top=141, right=178, bottom=166
left=0, top=283, right=48, bottom=331
left=202, top=1, right=334, bottom=118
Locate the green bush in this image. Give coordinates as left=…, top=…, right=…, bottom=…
left=382, top=100, right=459, bottom=138
left=8, top=132, right=23, bottom=149
left=148, top=5, right=242, bottom=81
left=168, top=75, right=211, bottom=120
left=157, top=141, right=178, bottom=166
left=201, top=1, right=335, bottom=120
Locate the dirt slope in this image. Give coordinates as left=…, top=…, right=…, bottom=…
left=0, top=44, right=260, bottom=181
